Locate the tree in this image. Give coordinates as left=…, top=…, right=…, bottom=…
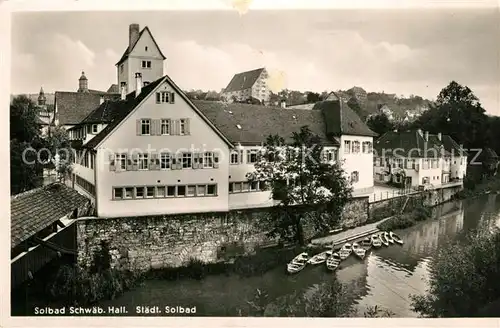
left=247, top=126, right=352, bottom=245
left=411, top=230, right=500, bottom=317
left=10, top=95, right=44, bottom=194
left=44, top=126, right=74, bottom=182
left=306, top=92, right=321, bottom=103
left=412, top=81, right=489, bottom=150
left=366, top=113, right=394, bottom=136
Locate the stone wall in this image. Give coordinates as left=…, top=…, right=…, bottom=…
left=341, top=196, right=369, bottom=228
left=76, top=199, right=368, bottom=272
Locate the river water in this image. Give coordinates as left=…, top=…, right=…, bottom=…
left=97, top=194, right=500, bottom=317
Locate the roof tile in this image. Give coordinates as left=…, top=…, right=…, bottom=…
left=223, top=68, right=265, bottom=93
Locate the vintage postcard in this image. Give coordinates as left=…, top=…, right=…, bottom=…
left=3, top=0, right=500, bottom=326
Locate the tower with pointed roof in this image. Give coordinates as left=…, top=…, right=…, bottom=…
left=116, top=23, right=166, bottom=94
left=78, top=71, right=89, bottom=93
left=38, top=86, right=46, bottom=106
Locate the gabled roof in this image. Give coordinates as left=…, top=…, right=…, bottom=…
left=78, top=99, right=124, bottom=125
left=83, top=75, right=233, bottom=149
left=115, top=26, right=167, bottom=66
left=223, top=68, right=265, bottom=93
left=193, top=100, right=337, bottom=146
left=10, top=183, right=90, bottom=248
left=313, top=100, right=378, bottom=137
left=374, top=130, right=463, bottom=158
left=106, top=84, right=119, bottom=94
left=54, top=91, right=121, bottom=125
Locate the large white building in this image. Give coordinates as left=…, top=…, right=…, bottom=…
left=221, top=68, right=270, bottom=104
left=373, top=129, right=467, bottom=189
left=66, top=24, right=378, bottom=218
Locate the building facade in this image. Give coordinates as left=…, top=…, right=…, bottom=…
left=373, top=129, right=467, bottom=189
left=221, top=68, right=270, bottom=104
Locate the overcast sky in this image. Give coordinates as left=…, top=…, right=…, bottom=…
left=11, top=9, right=500, bottom=114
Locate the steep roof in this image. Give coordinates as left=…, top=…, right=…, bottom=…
left=313, top=100, right=378, bottom=137
left=223, top=68, right=265, bottom=93
left=193, top=100, right=336, bottom=145
left=106, top=84, right=119, bottom=94
left=83, top=75, right=233, bottom=149
left=115, top=26, right=167, bottom=66
left=10, top=183, right=90, bottom=248
left=374, top=130, right=464, bottom=158
left=54, top=91, right=121, bottom=125
left=79, top=100, right=124, bottom=124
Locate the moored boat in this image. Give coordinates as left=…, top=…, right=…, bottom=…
left=361, top=236, right=372, bottom=248
left=385, top=231, right=394, bottom=244
left=352, top=242, right=367, bottom=260
left=326, top=255, right=341, bottom=271
left=339, top=243, right=352, bottom=260
left=379, top=232, right=389, bottom=246
left=287, top=257, right=308, bottom=274
left=307, top=252, right=329, bottom=265
left=389, top=231, right=404, bottom=245
left=371, top=234, right=382, bottom=248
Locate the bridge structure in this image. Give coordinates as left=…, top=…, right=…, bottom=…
left=10, top=183, right=92, bottom=289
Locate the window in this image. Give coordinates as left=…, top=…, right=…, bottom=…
left=187, top=185, right=196, bottom=197
left=197, top=185, right=206, bottom=196
left=160, top=153, right=171, bottom=169
left=116, top=154, right=127, bottom=170
left=362, top=141, right=372, bottom=153
left=250, top=181, right=258, bottom=191
left=146, top=186, right=155, bottom=198
left=394, top=158, right=403, bottom=168
left=160, top=119, right=170, bottom=135
left=114, top=188, right=123, bottom=199
left=350, top=171, right=359, bottom=183
left=135, top=187, right=145, bottom=198
left=167, top=186, right=176, bottom=197
left=207, top=185, right=216, bottom=196
left=180, top=119, right=187, bottom=135
left=141, top=119, right=151, bottom=135
left=157, top=186, right=165, bottom=197
left=124, top=187, right=133, bottom=199
left=352, top=141, right=360, bottom=153
left=177, top=185, right=186, bottom=197
left=379, top=173, right=384, bottom=181
left=145, top=46, right=148, bottom=51
left=422, top=177, right=430, bottom=184
left=344, top=140, right=351, bottom=154
left=230, top=151, right=239, bottom=164
left=182, top=153, right=192, bottom=169
left=228, top=183, right=233, bottom=193
left=156, top=92, right=175, bottom=104
left=242, top=182, right=250, bottom=192
left=232, top=182, right=242, bottom=193
left=90, top=153, right=94, bottom=169
left=92, top=124, right=98, bottom=134
left=324, top=149, right=336, bottom=162
left=247, top=150, right=258, bottom=164
left=141, top=60, right=151, bottom=68
left=203, top=152, right=214, bottom=168
left=120, top=64, right=124, bottom=74
left=138, top=153, right=149, bottom=170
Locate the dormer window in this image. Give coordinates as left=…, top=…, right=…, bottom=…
left=91, top=124, right=98, bottom=134
left=141, top=60, right=151, bottom=69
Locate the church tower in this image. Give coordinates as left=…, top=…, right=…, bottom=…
left=78, top=71, right=89, bottom=93
left=38, top=86, right=46, bottom=106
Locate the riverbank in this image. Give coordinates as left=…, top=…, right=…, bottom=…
left=377, top=205, right=432, bottom=231
left=454, top=176, right=500, bottom=200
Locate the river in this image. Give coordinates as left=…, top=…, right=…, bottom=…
left=96, top=194, right=500, bottom=317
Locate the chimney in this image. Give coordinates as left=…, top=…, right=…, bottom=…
left=438, top=132, right=442, bottom=141
left=129, top=24, right=140, bottom=50
left=424, top=131, right=429, bottom=141
left=417, top=129, right=423, bottom=137
left=100, top=95, right=105, bottom=105
left=120, top=83, right=126, bottom=100
left=280, top=100, right=286, bottom=108
left=135, top=72, right=142, bottom=97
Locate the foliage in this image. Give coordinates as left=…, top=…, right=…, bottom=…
left=43, top=125, right=74, bottom=181
left=411, top=230, right=500, bottom=317
left=247, top=126, right=352, bottom=245
left=10, top=95, right=41, bottom=143
left=306, top=92, right=321, bottom=103
left=377, top=204, right=432, bottom=231
left=363, top=305, right=395, bottom=317
left=366, top=113, right=395, bottom=136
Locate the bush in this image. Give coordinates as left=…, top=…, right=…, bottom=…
left=377, top=214, right=415, bottom=231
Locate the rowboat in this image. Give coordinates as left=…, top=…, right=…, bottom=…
left=339, top=243, right=352, bottom=260
left=361, top=236, right=372, bottom=248
left=379, top=232, right=390, bottom=246
left=307, top=251, right=329, bottom=265
left=326, top=254, right=341, bottom=271
left=385, top=231, right=394, bottom=244
left=352, top=242, right=367, bottom=260
left=291, top=252, right=309, bottom=263
left=287, top=257, right=308, bottom=274
left=389, top=231, right=404, bottom=245
left=371, top=234, right=382, bottom=248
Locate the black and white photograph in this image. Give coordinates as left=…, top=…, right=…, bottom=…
left=4, top=0, right=500, bottom=324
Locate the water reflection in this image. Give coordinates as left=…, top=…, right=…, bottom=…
left=100, top=194, right=500, bottom=317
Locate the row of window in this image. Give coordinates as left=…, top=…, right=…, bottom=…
left=229, top=148, right=338, bottom=165
left=229, top=181, right=267, bottom=193
left=76, top=151, right=95, bottom=169
left=138, top=118, right=189, bottom=136
left=344, top=141, right=372, bottom=154
left=155, top=92, right=175, bottom=104
left=110, top=151, right=220, bottom=171
left=75, top=175, right=96, bottom=196
left=113, top=184, right=217, bottom=200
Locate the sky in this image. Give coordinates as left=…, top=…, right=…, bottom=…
left=10, top=9, right=500, bottom=115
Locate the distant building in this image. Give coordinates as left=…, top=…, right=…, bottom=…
left=221, top=68, right=270, bottom=104
left=347, top=86, right=368, bottom=107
